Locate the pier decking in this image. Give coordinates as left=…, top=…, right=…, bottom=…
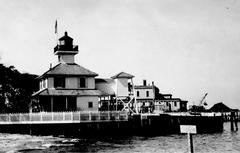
left=0, top=111, right=128, bottom=124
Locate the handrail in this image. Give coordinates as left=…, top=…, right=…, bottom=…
left=162, top=112, right=222, bottom=117
left=0, top=111, right=128, bottom=124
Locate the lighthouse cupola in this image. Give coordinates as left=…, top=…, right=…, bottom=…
left=54, top=31, right=79, bottom=63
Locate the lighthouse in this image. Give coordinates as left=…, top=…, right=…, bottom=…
left=33, top=32, right=101, bottom=112
left=54, top=31, right=78, bottom=63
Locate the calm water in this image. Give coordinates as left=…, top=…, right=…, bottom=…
left=0, top=122, right=240, bottom=153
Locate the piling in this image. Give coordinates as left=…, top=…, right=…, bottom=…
left=230, top=111, right=238, bottom=131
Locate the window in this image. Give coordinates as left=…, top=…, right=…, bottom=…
left=54, top=76, right=65, bottom=88
left=137, top=91, right=140, bottom=97
left=60, top=40, right=65, bottom=45
left=88, top=102, right=93, bottom=108
left=40, top=81, right=42, bottom=89
left=42, top=79, right=47, bottom=88
left=78, top=77, right=86, bottom=88
left=174, top=101, right=177, bottom=107
left=58, top=55, right=61, bottom=62
left=146, top=91, right=149, bottom=97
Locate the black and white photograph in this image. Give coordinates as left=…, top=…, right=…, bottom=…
left=0, top=0, right=240, bottom=152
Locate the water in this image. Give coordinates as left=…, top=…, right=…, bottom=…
left=0, top=122, right=240, bottom=153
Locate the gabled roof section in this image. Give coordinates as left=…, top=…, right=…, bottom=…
left=111, top=72, right=134, bottom=79
left=38, top=63, right=98, bottom=79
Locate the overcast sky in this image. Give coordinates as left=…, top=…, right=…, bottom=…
left=0, top=0, right=240, bottom=109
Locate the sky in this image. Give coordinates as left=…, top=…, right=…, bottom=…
left=0, top=0, right=240, bottom=109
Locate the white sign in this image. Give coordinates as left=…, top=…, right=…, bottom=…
left=180, top=125, right=197, bottom=134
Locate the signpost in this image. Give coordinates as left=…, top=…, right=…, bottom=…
left=180, top=125, right=197, bottom=153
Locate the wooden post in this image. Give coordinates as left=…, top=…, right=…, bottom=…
left=52, top=112, right=54, bottom=121
left=234, top=112, right=238, bottom=131
left=89, top=111, right=91, bottom=121
left=65, top=97, right=68, bottom=111
left=180, top=125, right=196, bottom=153
left=79, top=111, right=81, bottom=121
left=51, top=97, right=54, bottom=112
left=41, top=112, right=43, bottom=121
left=231, top=111, right=234, bottom=131
left=188, top=133, right=194, bottom=153
left=108, top=96, right=110, bottom=111
left=71, top=111, right=73, bottom=121
left=29, top=124, right=32, bottom=135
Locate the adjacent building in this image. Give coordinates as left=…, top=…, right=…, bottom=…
left=134, top=80, right=188, bottom=113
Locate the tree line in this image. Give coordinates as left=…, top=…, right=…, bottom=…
left=0, top=64, right=38, bottom=113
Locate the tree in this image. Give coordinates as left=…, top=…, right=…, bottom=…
left=0, top=64, right=38, bottom=113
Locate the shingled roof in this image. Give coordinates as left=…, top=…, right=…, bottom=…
left=38, top=63, right=98, bottom=79
left=111, top=72, right=134, bottom=79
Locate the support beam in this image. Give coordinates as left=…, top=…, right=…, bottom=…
left=131, top=78, right=138, bottom=114
left=65, top=97, right=68, bottom=111
left=51, top=97, right=54, bottom=112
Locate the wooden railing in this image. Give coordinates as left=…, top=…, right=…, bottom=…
left=0, top=111, right=128, bottom=124
left=163, top=112, right=222, bottom=117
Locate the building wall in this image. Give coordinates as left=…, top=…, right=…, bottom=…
left=87, top=77, right=95, bottom=89
left=47, top=76, right=96, bottom=89
left=47, top=77, right=54, bottom=88
left=59, top=55, right=74, bottom=63
left=66, top=77, right=78, bottom=88
left=135, top=88, right=154, bottom=99
left=115, top=78, right=128, bottom=97
left=76, top=96, right=98, bottom=111
left=154, top=100, right=181, bottom=112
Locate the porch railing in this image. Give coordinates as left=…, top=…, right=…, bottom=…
left=0, top=111, right=128, bottom=124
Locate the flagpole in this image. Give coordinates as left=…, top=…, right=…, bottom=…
left=55, top=20, right=58, bottom=46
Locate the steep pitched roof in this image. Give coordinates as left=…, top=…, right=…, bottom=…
left=209, top=102, right=232, bottom=112
left=59, top=32, right=73, bottom=40
left=38, top=63, right=98, bottom=79
left=111, top=72, right=134, bottom=79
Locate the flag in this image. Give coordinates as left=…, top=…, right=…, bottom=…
left=55, top=20, right=58, bottom=34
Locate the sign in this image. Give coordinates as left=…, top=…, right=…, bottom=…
left=180, top=125, right=197, bottom=134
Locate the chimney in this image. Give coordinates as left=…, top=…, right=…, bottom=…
left=50, top=63, right=52, bottom=69
left=143, top=79, right=147, bottom=86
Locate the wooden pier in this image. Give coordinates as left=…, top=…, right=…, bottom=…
left=0, top=111, right=224, bottom=137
